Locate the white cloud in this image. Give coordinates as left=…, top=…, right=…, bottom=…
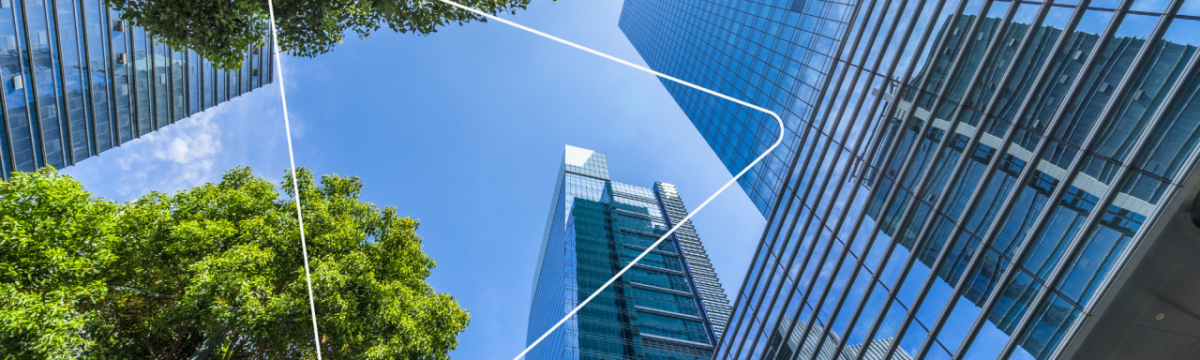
left=63, top=86, right=289, bottom=202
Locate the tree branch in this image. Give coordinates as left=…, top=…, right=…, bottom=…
left=165, top=321, right=193, bottom=359
left=187, top=328, right=226, bottom=360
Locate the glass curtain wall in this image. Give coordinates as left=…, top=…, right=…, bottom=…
left=620, top=0, right=1200, bottom=359
left=0, top=0, right=273, bottom=179
left=526, top=146, right=734, bottom=360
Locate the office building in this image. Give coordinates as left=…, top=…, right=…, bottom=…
left=621, top=0, right=1200, bottom=359
left=621, top=0, right=847, bottom=216
left=0, top=0, right=272, bottom=179
left=526, top=145, right=733, bottom=359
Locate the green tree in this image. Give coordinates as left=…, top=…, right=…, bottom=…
left=104, top=0, right=531, bottom=69
left=0, top=167, right=469, bottom=359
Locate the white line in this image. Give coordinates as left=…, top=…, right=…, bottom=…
left=430, top=1, right=786, bottom=359
left=264, top=1, right=323, bottom=359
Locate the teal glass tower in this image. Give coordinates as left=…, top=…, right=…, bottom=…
left=0, top=0, right=271, bottom=179
left=621, top=0, right=1200, bottom=359
left=526, top=145, right=733, bottom=360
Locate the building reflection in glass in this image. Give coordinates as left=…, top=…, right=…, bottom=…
left=620, top=0, right=1200, bottom=358
left=0, top=0, right=271, bottom=178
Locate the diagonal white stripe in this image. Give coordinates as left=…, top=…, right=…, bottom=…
left=430, top=1, right=785, bottom=358
left=264, top=1, right=324, bottom=359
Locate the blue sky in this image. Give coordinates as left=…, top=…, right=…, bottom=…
left=62, top=0, right=766, bottom=357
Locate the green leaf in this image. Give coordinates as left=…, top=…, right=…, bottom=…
left=0, top=166, right=468, bottom=358
left=102, top=0, right=534, bottom=69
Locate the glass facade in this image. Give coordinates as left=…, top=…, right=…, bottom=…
left=0, top=0, right=271, bottom=179
left=619, top=0, right=846, bottom=215
left=621, top=0, right=1200, bottom=359
left=527, top=145, right=735, bottom=360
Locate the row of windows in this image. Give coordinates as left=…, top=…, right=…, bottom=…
left=530, top=164, right=728, bottom=359
left=622, top=0, right=855, bottom=214
left=0, top=0, right=270, bottom=178
left=684, top=0, right=1200, bottom=360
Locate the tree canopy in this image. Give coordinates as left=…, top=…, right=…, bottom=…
left=105, top=0, right=533, bottom=69
left=0, top=166, right=469, bottom=359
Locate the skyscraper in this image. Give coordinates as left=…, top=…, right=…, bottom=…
left=621, top=0, right=1200, bottom=359
left=0, top=0, right=272, bottom=179
left=526, top=145, right=733, bottom=360
left=620, top=0, right=842, bottom=216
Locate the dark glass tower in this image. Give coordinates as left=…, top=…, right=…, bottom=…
left=0, top=0, right=272, bottom=179
left=621, top=0, right=1200, bottom=359
left=526, top=145, right=733, bottom=360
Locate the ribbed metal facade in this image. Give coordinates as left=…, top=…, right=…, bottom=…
left=526, top=145, right=733, bottom=360
left=655, top=182, right=735, bottom=340
left=620, top=0, right=1200, bottom=358
left=0, top=0, right=271, bottom=178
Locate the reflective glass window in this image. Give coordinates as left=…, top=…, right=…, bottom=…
left=1, top=0, right=35, bottom=171
left=83, top=0, right=112, bottom=152
left=1131, top=19, right=1200, bottom=181
left=57, top=0, right=89, bottom=161
left=27, top=0, right=65, bottom=168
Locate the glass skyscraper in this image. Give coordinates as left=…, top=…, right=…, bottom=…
left=621, top=0, right=849, bottom=216
left=621, top=0, right=1200, bottom=359
left=527, top=145, right=734, bottom=360
left=0, top=0, right=271, bottom=179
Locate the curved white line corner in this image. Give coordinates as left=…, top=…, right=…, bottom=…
left=429, top=1, right=787, bottom=359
